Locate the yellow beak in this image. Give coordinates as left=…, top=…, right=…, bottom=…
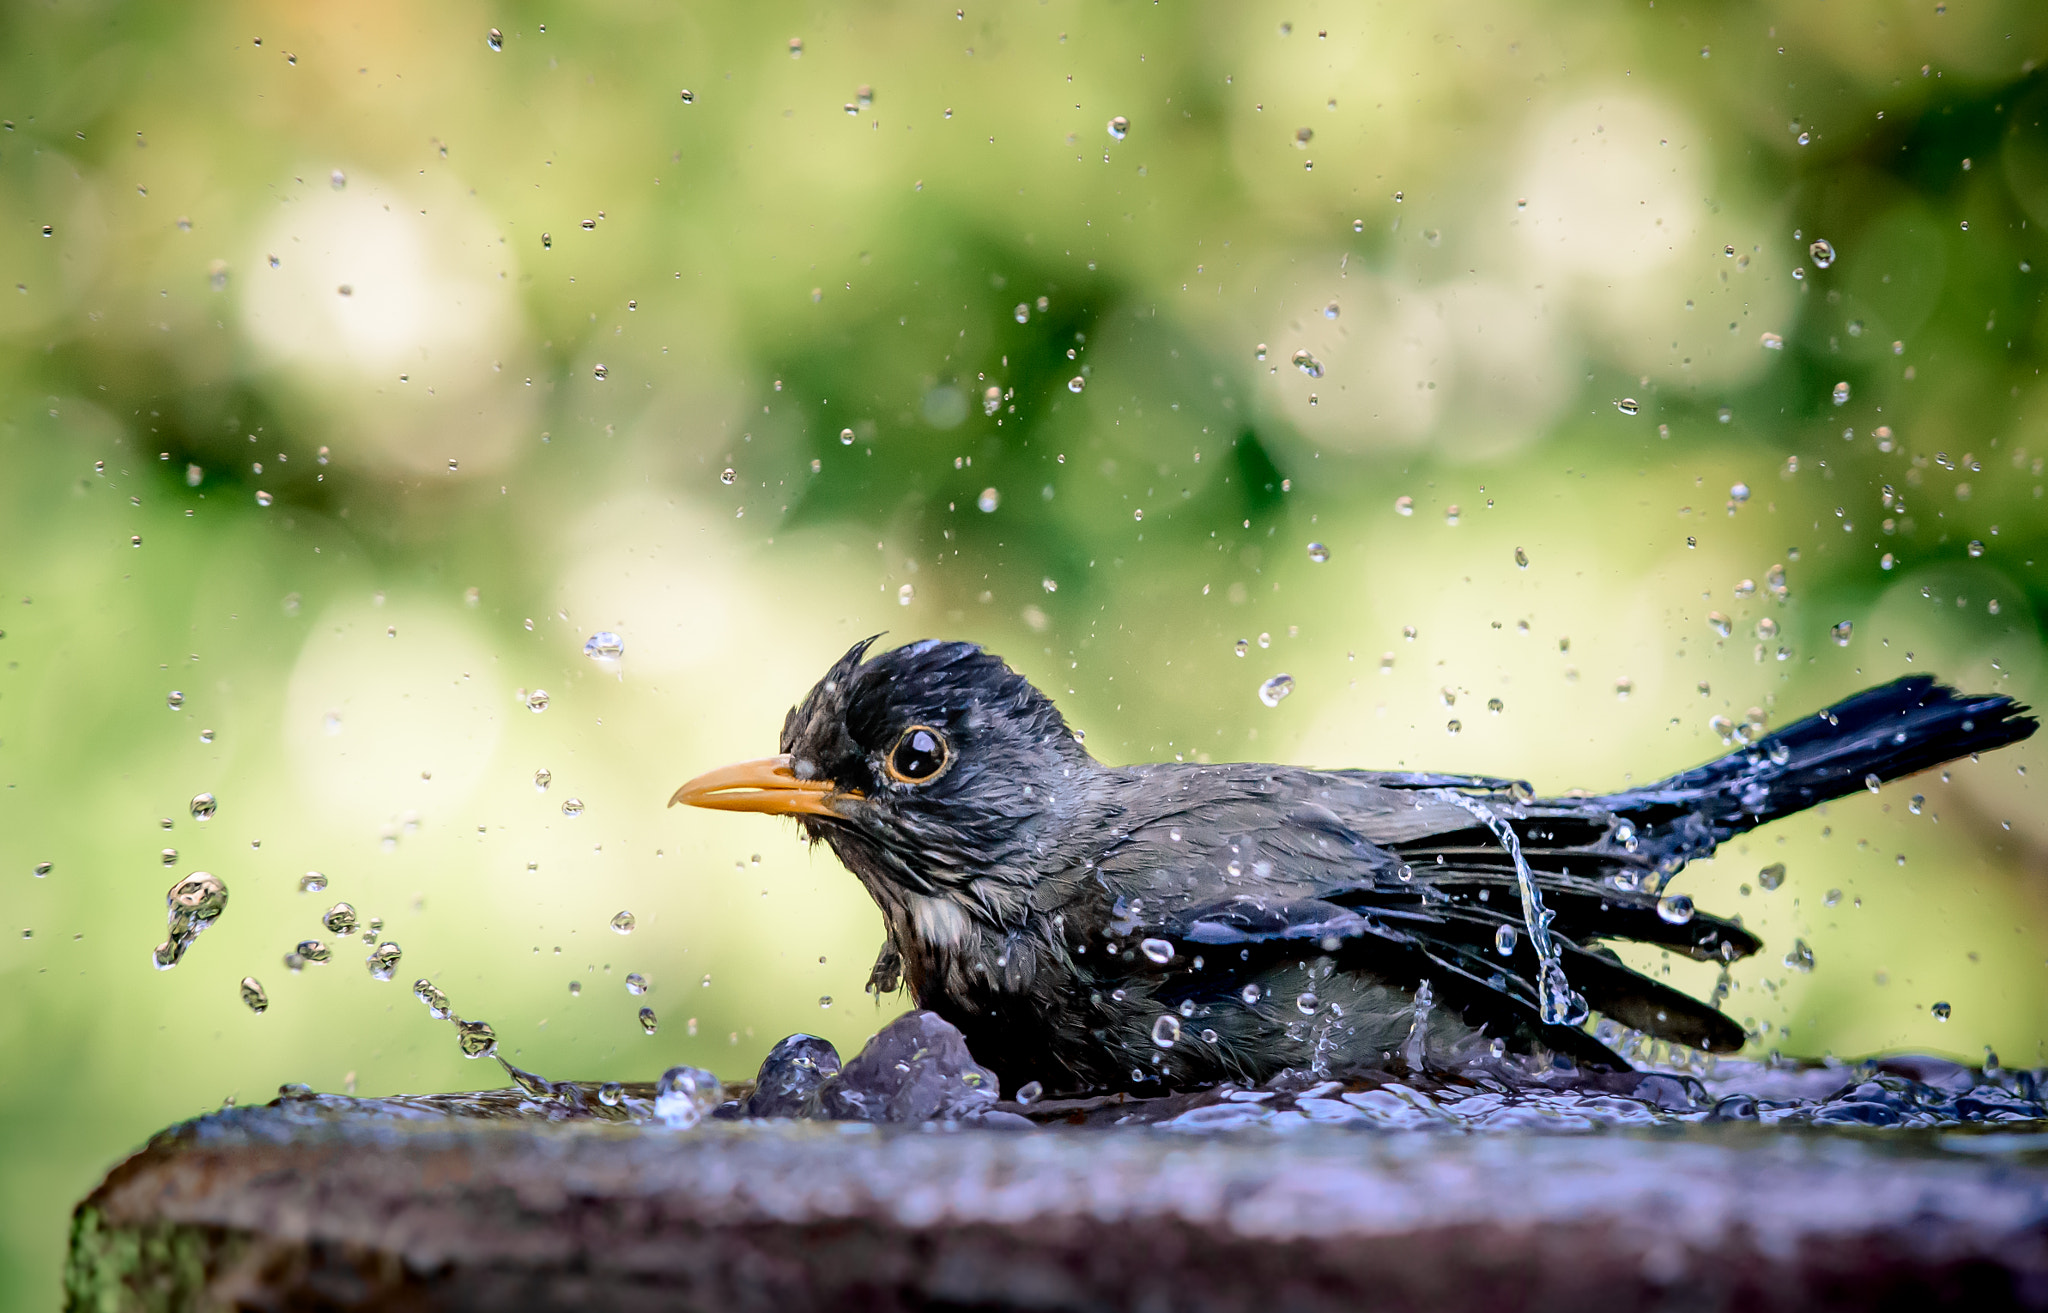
left=668, top=753, right=844, bottom=818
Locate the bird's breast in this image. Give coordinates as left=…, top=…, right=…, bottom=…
left=907, top=892, right=974, bottom=951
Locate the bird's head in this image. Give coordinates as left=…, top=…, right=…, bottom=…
left=671, top=638, right=1098, bottom=897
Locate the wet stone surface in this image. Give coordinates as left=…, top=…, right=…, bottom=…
left=67, top=1011, right=2048, bottom=1311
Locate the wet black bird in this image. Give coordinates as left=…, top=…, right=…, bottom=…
left=673, top=639, right=2035, bottom=1097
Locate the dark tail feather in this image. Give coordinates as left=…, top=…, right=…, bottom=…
left=1607, top=676, right=2035, bottom=852
left=1563, top=944, right=1748, bottom=1052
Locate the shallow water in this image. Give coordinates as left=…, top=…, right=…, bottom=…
left=266, top=1045, right=2048, bottom=1142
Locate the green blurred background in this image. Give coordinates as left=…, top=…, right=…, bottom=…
left=3, top=0, right=2048, bottom=1302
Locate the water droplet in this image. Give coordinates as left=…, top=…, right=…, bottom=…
left=320, top=903, right=357, bottom=936
left=568, top=981, right=582, bottom=996
left=626, top=972, right=648, bottom=994
left=299, top=871, right=327, bottom=894
left=1615, top=677, right=1634, bottom=700
left=366, top=942, right=402, bottom=981
left=189, top=793, right=217, bottom=821
left=679, top=89, right=695, bottom=105
left=153, top=872, right=229, bottom=970
left=534, top=768, right=552, bottom=791
left=1015, top=1080, right=1044, bottom=1105
left=1705, top=611, right=1733, bottom=638
left=166, top=690, right=186, bottom=711
left=1809, top=238, right=1835, bottom=268
left=1760, top=331, right=1785, bottom=350
left=1292, top=349, right=1324, bottom=378
left=1239, top=982, right=1262, bottom=1005
left=330, top=169, right=346, bottom=190
left=1756, top=617, right=1779, bottom=641
left=1657, top=894, right=1695, bottom=925
left=1495, top=923, right=1518, bottom=956
left=1067, top=375, right=1085, bottom=393
left=1758, top=862, right=1786, bottom=891
left=1107, top=115, right=1129, bottom=140
left=526, top=689, right=550, bottom=713
left=655, top=1065, right=723, bottom=1127
left=33, top=861, right=51, bottom=878
left=1514, top=547, right=1529, bottom=569
left=838, top=427, right=855, bottom=446
left=1295, top=991, right=1320, bottom=1016
left=240, top=977, right=268, bottom=1013
left=1258, top=673, right=1294, bottom=707
left=1865, top=773, right=1882, bottom=794
left=1394, top=495, right=1413, bottom=516
left=561, top=797, right=585, bottom=817
left=1615, top=398, right=1640, bottom=416
left=593, top=363, right=608, bottom=381
left=457, top=1019, right=497, bottom=1058
left=414, top=979, right=452, bottom=1019
left=1832, top=380, right=1850, bottom=406
left=1151, top=1013, right=1182, bottom=1047
left=610, top=911, right=636, bottom=935
left=1967, top=539, right=1985, bottom=558
left=1446, top=719, right=1462, bottom=735
left=295, top=939, right=331, bottom=964
left=1932, top=1001, right=1952, bottom=1021
left=719, top=467, right=736, bottom=485
left=1140, top=937, right=1174, bottom=965
left=583, top=631, right=623, bottom=661
left=639, top=1006, right=659, bottom=1034
left=487, top=27, right=503, bottom=50
left=1487, top=698, right=1504, bottom=715
left=1306, top=542, right=1330, bottom=563
left=897, top=583, right=915, bottom=605
left=1012, top=302, right=1031, bottom=324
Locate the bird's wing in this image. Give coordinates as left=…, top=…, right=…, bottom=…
left=1074, top=766, right=1750, bottom=1053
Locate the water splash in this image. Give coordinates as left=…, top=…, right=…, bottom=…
left=1444, top=792, right=1583, bottom=1028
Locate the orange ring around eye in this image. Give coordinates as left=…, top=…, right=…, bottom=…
left=885, top=724, right=951, bottom=783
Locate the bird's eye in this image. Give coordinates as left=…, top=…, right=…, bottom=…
left=886, top=725, right=950, bottom=783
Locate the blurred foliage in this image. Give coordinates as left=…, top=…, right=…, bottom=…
left=3, top=0, right=2048, bottom=1303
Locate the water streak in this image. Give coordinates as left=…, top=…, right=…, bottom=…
left=1445, top=792, right=1583, bottom=1027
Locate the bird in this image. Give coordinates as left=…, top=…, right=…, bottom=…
left=672, top=638, right=2036, bottom=1098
